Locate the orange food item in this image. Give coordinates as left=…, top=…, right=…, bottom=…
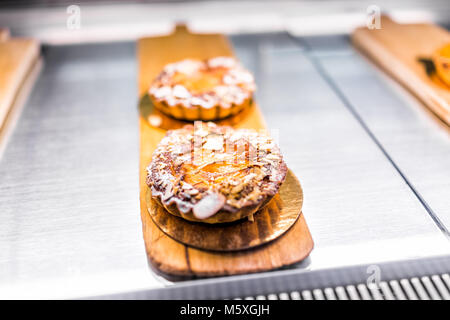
left=433, top=43, right=450, bottom=88
left=149, top=57, right=255, bottom=121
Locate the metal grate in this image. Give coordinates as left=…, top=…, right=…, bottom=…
left=91, top=255, right=450, bottom=299
left=234, top=273, right=450, bottom=300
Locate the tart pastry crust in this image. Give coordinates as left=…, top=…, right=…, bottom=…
left=148, top=57, right=255, bottom=121
left=146, top=122, right=287, bottom=223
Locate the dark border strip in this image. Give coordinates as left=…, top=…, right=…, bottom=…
left=289, top=34, right=450, bottom=239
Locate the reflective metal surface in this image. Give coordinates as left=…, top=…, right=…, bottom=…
left=232, top=34, right=449, bottom=269
left=0, top=32, right=449, bottom=299
left=2, top=0, right=450, bottom=44
left=0, top=43, right=155, bottom=299
left=310, top=44, right=450, bottom=232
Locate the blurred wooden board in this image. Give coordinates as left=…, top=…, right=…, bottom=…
left=352, top=16, right=450, bottom=125
left=0, top=38, right=40, bottom=138
left=138, top=26, right=313, bottom=277
left=0, top=29, right=9, bottom=41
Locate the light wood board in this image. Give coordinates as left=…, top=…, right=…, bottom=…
left=0, top=29, right=9, bottom=41
left=352, top=16, right=450, bottom=125
left=138, top=26, right=313, bottom=277
left=0, top=38, right=40, bottom=139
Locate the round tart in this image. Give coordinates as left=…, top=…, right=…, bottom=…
left=148, top=57, right=255, bottom=121
left=433, top=43, right=450, bottom=87
left=146, top=122, right=287, bottom=224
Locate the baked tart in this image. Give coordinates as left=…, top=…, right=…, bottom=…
left=146, top=122, right=287, bottom=224
left=433, top=43, right=450, bottom=88
left=148, top=57, right=255, bottom=121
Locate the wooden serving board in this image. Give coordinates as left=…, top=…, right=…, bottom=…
left=0, top=38, right=40, bottom=142
left=138, top=26, right=313, bottom=277
left=0, top=29, right=9, bottom=41
left=352, top=16, right=450, bottom=126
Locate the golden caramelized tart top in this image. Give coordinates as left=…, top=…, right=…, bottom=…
left=148, top=57, right=255, bottom=121
left=146, top=122, right=287, bottom=223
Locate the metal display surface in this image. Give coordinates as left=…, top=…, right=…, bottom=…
left=310, top=42, right=450, bottom=233
left=0, top=43, right=155, bottom=299
left=231, top=34, right=449, bottom=269
left=0, top=33, right=449, bottom=299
